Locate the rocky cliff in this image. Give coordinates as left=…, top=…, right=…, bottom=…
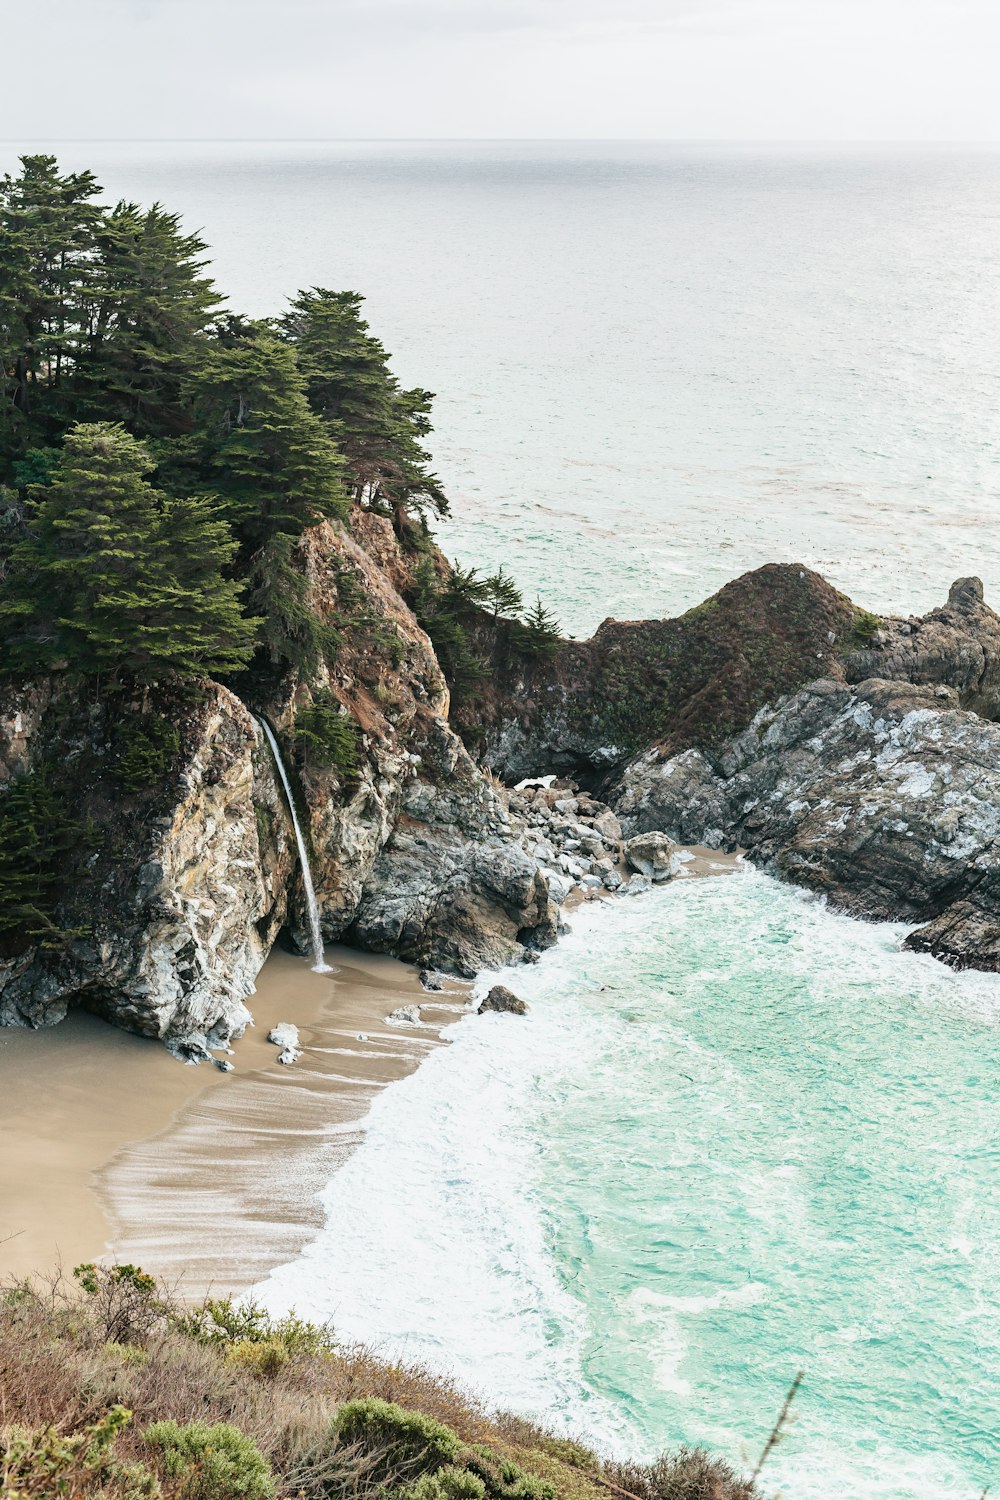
left=0, top=514, right=561, bottom=1051
left=5, top=536, right=1000, bottom=1052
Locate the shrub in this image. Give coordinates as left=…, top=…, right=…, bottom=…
left=115, top=713, right=181, bottom=793
left=406, top=1464, right=487, bottom=1500
left=294, top=692, right=359, bottom=781
left=73, top=1263, right=163, bottom=1347
left=604, top=1448, right=759, bottom=1500
left=226, top=1338, right=290, bottom=1380
left=143, top=1420, right=274, bottom=1500
left=0, top=1405, right=160, bottom=1499
left=174, top=1295, right=338, bottom=1358
left=335, top=1399, right=463, bottom=1484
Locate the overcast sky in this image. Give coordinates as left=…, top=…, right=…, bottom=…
left=5, top=0, right=1000, bottom=141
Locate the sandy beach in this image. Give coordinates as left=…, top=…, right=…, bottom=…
left=0, top=943, right=467, bottom=1293
left=0, top=853, right=740, bottom=1298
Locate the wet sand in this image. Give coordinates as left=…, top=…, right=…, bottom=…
left=0, top=945, right=467, bottom=1293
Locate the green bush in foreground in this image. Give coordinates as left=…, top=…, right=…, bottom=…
left=143, top=1420, right=274, bottom=1500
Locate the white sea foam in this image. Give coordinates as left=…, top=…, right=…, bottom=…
left=257, top=872, right=1000, bottom=1498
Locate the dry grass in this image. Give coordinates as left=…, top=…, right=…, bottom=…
left=0, top=1268, right=762, bottom=1500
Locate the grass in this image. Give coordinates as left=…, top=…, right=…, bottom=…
left=0, top=1266, right=762, bottom=1500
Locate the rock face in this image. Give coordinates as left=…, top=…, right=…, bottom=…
left=614, top=673, right=1000, bottom=969
left=0, top=681, right=293, bottom=1049
left=0, top=514, right=561, bottom=1041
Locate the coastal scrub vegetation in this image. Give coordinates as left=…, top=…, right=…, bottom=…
left=0, top=1265, right=765, bottom=1500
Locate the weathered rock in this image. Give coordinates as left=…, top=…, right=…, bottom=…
left=623, top=832, right=678, bottom=881
left=613, top=674, right=1000, bottom=968
left=387, top=1004, right=422, bottom=1025
left=276, top=1046, right=303, bottom=1065
left=267, top=1022, right=300, bottom=1050
left=478, top=984, right=528, bottom=1015
left=0, top=681, right=292, bottom=1044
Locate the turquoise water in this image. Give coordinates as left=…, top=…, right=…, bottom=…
left=259, top=872, right=1000, bottom=1497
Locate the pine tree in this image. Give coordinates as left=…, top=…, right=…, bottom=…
left=183, top=331, right=348, bottom=551
left=246, top=531, right=336, bottom=679
left=280, top=288, right=448, bottom=524
left=519, top=596, right=562, bottom=660
left=0, top=155, right=103, bottom=463
left=73, top=201, right=224, bottom=436
left=482, top=566, right=524, bottom=619
left=0, top=422, right=255, bottom=679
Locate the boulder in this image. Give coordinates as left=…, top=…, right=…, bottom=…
left=478, top=985, right=528, bottom=1016
left=267, top=1022, right=300, bottom=1049
left=387, top=1004, right=421, bottom=1025
left=623, top=832, right=678, bottom=881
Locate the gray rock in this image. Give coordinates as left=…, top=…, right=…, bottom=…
left=267, top=1022, right=300, bottom=1049
left=478, top=984, right=528, bottom=1016
left=215, top=1058, right=235, bottom=1073
left=613, top=674, right=1000, bottom=969
left=277, top=1046, right=302, bottom=1065
left=623, top=832, right=678, bottom=881
left=386, top=1004, right=422, bottom=1025
left=543, top=871, right=575, bottom=905
left=622, top=874, right=653, bottom=895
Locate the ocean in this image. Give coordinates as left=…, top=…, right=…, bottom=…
left=7, top=139, right=999, bottom=1494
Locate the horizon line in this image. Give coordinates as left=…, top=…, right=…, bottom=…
left=2, top=135, right=1000, bottom=147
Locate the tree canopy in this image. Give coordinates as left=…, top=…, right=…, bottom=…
left=0, top=154, right=453, bottom=684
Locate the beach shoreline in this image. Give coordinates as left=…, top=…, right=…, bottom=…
left=0, top=850, right=741, bottom=1298
left=0, top=943, right=467, bottom=1294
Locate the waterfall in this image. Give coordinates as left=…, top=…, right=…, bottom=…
left=259, top=718, right=333, bottom=975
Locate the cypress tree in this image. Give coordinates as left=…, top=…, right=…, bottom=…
left=0, top=422, right=255, bottom=680
left=74, top=201, right=224, bottom=436
left=280, top=288, right=448, bottom=524
left=184, top=331, right=348, bottom=551
left=0, top=155, right=103, bottom=463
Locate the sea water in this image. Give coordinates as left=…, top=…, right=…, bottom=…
left=5, top=140, right=1000, bottom=633
left=257, top=872, right=1000, bottom=1498
left=6, top=140, right=999, bottom=1493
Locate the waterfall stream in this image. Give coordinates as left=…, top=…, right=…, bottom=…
left=259, top=718, right=333, bottom=974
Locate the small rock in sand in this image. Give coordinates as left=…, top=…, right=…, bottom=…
left=214, top=1058, right=235, bottom=1073
left=387, top=1004, right=422, bottom=1025
left=277, top=1046, right=302, bottom=1065
left=267, top=1022, right=300, bottom=1049
left=478, top=985, right=529, bottom=1016
left=419, top=969, right=446, bottom=991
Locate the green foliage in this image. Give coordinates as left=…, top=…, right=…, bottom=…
left=0, top=1405, right=159, bottom=1499
left=0, top=763, right=96, bottom=951
left=410, top=559, right=489, bottom=704
left=115, top=713, right=180, bottom=793
left=0, top=156, right=460, bottom=690
left=281, top=287, right=448, bottom=524
left=246, top=531, right=337, bottom=678
left=482, top=567, right=523, bottom=620
left=405, top=1464, right=487, bottom=1500
left=173, top=1295, right=338, bottom=1358
left=294, top=691, right=360, bottom=780
left=183, top=331, right=348, bottom=551
left=225, top=1338, right=290, bottom=1381
left=516, top=598, right=562, bottom=662
left=334, top=1402, right=553, bottom=1500
left=0, top=423, right=256, bottom=680
left=73, top=1263, right=163, bottom=1346
left=143, top=1420, right=274, bottom=1500
left=843, top=608, right=882, bottom=650
left=335, top=1399, right=464, bottom=1483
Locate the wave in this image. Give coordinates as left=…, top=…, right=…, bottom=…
left=256, top=871, right=1000, bottom=1498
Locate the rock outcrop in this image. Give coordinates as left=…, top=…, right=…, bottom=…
left=0, top=514, right=562, bottom=1043
left=8, top=542, right=1000, bottom=1050
left=614, top=671, right=1000, bottom=969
